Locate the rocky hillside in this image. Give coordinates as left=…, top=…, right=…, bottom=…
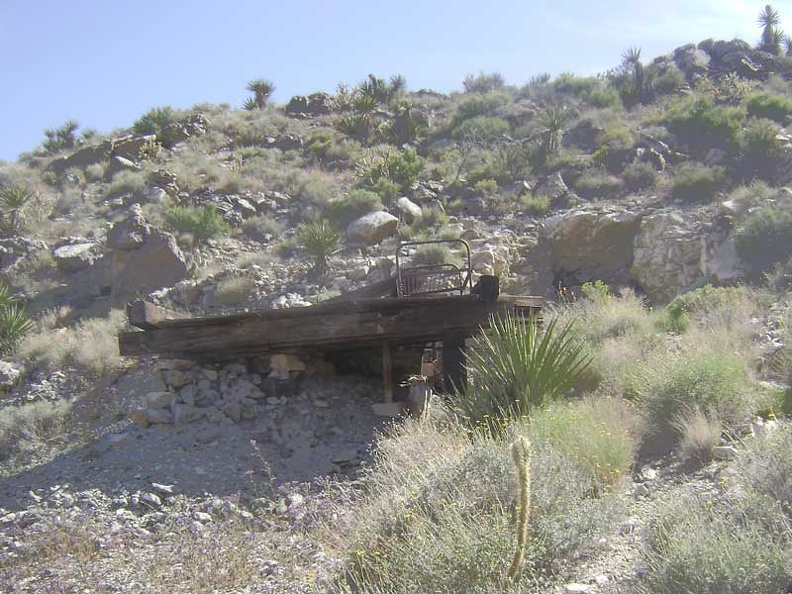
left=0, top=24, right=792, bottom=594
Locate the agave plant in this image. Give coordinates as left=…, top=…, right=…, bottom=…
left=297, top=218, right=343, bottom=276
left=458, top=314, right=590, bottom=435
left=536, top=103, right=575, bottom=159
left=0, top=184, right=36, bottom=232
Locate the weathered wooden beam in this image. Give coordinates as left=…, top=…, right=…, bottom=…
left=127, top=300, right=191, bottom=330
left=119, top=295, right=543, bottom=360
left=382, top=341, right=393, bottom=403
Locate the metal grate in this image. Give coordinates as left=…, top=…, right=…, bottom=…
left=395, top=240, right=472, bottom=298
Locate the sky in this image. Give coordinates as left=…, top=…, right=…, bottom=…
left=1, top=0, right=791, bottom=162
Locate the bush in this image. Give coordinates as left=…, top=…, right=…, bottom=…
left=552, top=74, right=622, bottom=109
left=241, top=215, right=284, bottom=242
left=164, top=205, right=230, bottom=244
left=640, top=493, right=791, bottom=594
left=665, top=97, right=745, bottom=158
left=671, top=163, right=727, bottom=203
left=132, top=106, right=180, bottom=137
left=622, top=161, right=659, bottom=191
left=462, top=72, right=506, bottom=94
left=626, top=348, right=756, bottom=446
left=745, top=92, right=792, bottom=123
left=521, top=194, right=551, bottom=216
left=340, top=420, right=623, bottom=593
left=573, top=170, right=624, bottom=199
left=740, top=117, right=783, bottom=177
left=738, top=423, right=792, bottom=516
left=452, top=116, right=510, bottom=142
left=213, top=277, right=255, bottom=306
left=452, top=93, right=511, bottom=125
left=0, top=400, right=74, bottom=463
left=674, top=407, right=722, bottom=466
left=734, top=201, right=792, bottom=278
left=42, top=120, right=80, bottom=154
left=459, top=315, right=590, bottom=434
left=357, top=147, right=425, bottom=193
left=530, top=397, right=638, bottom=492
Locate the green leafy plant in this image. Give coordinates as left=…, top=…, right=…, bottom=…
left=42, top=120, right=80, bottom=154
left=735, top=200, right=792, bottom=278
left=665, top=97, right=745, bottom=158
left=463, top=72, right=506, bottom=94
left=164, top=205, right=230, bottom=244
left=0, top=284, right=34, bottom=355
left=758, top=4, right=784, bottom=55
left=0, top=184, right=36, bottom=232
left=622, top=161, right=659, bottom=191
left=132, top=106, right=179, bottom=137
left=460, top=315, right=591, bottom=434
left=325, top=189, right=383, bottom=227
left=244, top=79, right=275, bottom=109
left=671, top=163, right=727, bottom=203
left=745, top=91, right=792, bottom=123
left=573, top=170, right=624, bottom=199
left=296, top=217, right=342, bottom=276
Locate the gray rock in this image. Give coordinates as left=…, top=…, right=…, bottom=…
left=394, top=197, right=423, bottom=223
left=140, top=492, right=162, bottom=508
left=712, top=445, right=738, bottom=461
left=0, top=361, right=22, bottom=392
left=111, top=135, right=157, bottom=161
left=48, top=142, right=112, bottom=175
left=104, top=156, right=141, bottom=180
left=52, top=242, right=97, bottom=273
left=347, top=211, right=399, bottom=245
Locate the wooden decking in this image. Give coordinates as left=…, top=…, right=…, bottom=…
left=118, top=289, right=543, bottom=403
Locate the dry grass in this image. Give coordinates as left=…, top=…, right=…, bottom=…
left=213, top=276, right=256, bottom=305
left=674, top=407, right=722, bottom=466
left=20, top=309, right=127, bottom=374
left=0, top=399, right=74, bottom=466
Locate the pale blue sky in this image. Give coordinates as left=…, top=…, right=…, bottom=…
left=1, top=0, right=789, bottom=161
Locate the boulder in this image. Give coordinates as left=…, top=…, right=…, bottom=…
left=52, top=242, right=97, bottom=273
left=48, top=142, right=112, bottom=175
left=347, top=211, right=399, bottom=245
left=159, top=114, right=210, bottom=148
left=111, top=135, right=157, bottom=161
left=544, top=208, right=641, bottom=283
left=534, top=172, right=573, bottom=204
left=0, top=361, right=22, bottom=393
left=285, top=92, right=331, bottom=116
left=673, top=46, right=711, bottom=78
left=104, top=156, right=141, bottom=180
left=629, top=210, right=742, bottom=302
left=394, top=196, right=423, bottom=223
left=107, top=206, right=188, bottom=306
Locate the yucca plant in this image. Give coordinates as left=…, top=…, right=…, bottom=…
left=459, top=314, right=590, bottom=434
left=297, top=217, right=343, bottom=276
left=0, top=184, right=36, bottom=232
left=245, top=79, right=275, bottom=109
left=0, top=284, right=33, bottom=355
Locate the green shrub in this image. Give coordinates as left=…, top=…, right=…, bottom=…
left=734, top=201, right=792, bottom=277
left=665, top=97, right=745, bottom=158
left=410, top=244, right=459, bottom=266
left=42, top=120, right=80, bottom=154
left=0, top=184, right=36, bottom=232
left=745, top=92, right=792, bottom=123
left=521, top=194, right=551, bottom=216
left=213, top=276, right=256, bottom=306
left=573, top=171, right=624, bottom=199
left=552, top=74, right=622, bottom=109
left=459, top=315, right=590, bottom=434
left=357, top=147, right=425, bottom=193
left=622, top=161, right=659, bottom=191
left=738, top=423, right=792, bottom=515
left=296, top=217, right=342, bottom=275
left=462, top=72, right=506, bottom=94
left=740, top=117, right=783, bottom=171
left=626, top=348, right=756, bottom=445
left=340, top=420, right=622, bottom=594
left=640, top=493, right=791, bottom=594
left=241, top=215, right=284, bottom=242
left=164, top=205, right=230, bottom=243
left=104, top=170, right=146, bottom=200
left=671, top=163, right=727, bottom=203
left=452, top=93, right=511, bottom=125
left=452, top=116, right=510, bottom=142
left=649, top=63, right=685, bottom=96
left=132, top=106, right=180, bottom=137
left=0, top=284, right=34, bottom=355
left=325, top=189, right=383, bottom=227
left=530, top=397, right=638, bottom=492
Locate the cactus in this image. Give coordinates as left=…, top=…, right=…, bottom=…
left=507, top=435, right=532, bottom=582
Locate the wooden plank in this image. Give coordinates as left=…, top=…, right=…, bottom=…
left=127, top=300, right=191, bottom=330
left=382, top=341, right=393, bottom=403
left=119, top=295, right=544, bottom=360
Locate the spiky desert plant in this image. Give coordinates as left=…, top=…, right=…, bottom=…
left=536, top=103, right=574, bottom=162
left=0, top=184, right=36, bottom=232
left=0, top=284, right=33, bottom=355
left=507, top=435, right=532, bottom=583
left=297, top=217, right=342, bottom=276
left=245, top=78, right=275, bottom=109
left=42, top=119, right=80, bottom=153
left=758, top=4, right=783, bottom=54
left=460, top=314, right=590, bottom=434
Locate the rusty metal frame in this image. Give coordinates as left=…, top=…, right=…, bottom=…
left=395, top=239, right=473, bottom=298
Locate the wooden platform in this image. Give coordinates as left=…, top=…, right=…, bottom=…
left=118, top=291, right=543, bottom=403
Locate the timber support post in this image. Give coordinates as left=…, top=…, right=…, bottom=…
left=442, top=332, right=466, bottom=394
left=382, top=341, right=393, bottom=403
